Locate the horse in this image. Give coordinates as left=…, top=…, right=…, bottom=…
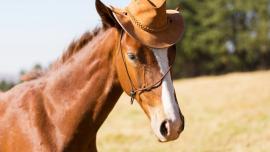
left=0, top=1, right=185, bottom=151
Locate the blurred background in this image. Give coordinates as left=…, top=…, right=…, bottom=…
left=1, top=0, right=270, bottom=151
left=168, top=0, right=270, bottom=78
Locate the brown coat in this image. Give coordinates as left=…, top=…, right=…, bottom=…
left=0, top=1, right=184, bottom=151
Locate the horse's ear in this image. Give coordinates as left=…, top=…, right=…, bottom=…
left=95, top=0, right=120, bottom=29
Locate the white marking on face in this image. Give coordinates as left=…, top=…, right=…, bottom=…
left=152, top=48, right=181, bottom=130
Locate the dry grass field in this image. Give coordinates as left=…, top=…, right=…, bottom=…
left=97, top=71, right=270, bottom=152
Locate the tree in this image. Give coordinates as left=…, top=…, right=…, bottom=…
left=167, top=0, right=270, bottom=78
left=0, top=80, right=14, bottom=91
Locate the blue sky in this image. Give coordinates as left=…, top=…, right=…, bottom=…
left=0, top=0, right=128, bottom=74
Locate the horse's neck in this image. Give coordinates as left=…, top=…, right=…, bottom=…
left=44, top=28, right=123, bottom=149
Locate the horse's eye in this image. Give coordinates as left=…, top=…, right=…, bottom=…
left=127, top=53, right=137, bottom=61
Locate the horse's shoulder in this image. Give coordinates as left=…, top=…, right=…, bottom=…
left=20, top=81, right=46, bottom=100
left=5, top=80, right=46, bottom=104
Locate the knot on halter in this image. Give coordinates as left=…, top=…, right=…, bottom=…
left=118, top=30, right=173, bottom=105
left=130, top=90, right=136, bottom=104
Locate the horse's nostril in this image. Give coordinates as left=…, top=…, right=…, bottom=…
left=178, top=114, right=185, bottom=133
left=181, top=114, right=185, bottom=131
left=160, top=120, right=169, bottom=137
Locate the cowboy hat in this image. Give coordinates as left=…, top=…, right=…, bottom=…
left=110, top=0, right=184, bottom=48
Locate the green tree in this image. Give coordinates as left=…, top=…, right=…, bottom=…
left=0, top=80, right=14, bottom=91
left=167, top=0, right=270, bottom=78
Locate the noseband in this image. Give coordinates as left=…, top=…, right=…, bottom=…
left=118, top=31, right=172, bottom=104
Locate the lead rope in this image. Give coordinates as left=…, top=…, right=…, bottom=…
left=118, top=30, right=173, bottom=104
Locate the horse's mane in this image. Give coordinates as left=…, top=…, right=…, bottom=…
left=21, top=26, right=105, bottom=81
left=50, top=27, right=104, bottom=70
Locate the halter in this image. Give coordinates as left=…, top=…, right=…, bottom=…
left=118, top=31, right=172, bottom=104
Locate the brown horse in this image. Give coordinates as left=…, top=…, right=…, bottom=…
left=0, top=1, right=184, bottom=151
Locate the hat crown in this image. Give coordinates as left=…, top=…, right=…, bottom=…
left=127, top=0, right=167, bottom=31
left=147, top=0, right=165, bottom=8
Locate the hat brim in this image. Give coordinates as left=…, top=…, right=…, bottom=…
left=111, top=7, right=184, bottom=48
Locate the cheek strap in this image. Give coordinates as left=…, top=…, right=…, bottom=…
left=118, top=30, right=172, bottom=104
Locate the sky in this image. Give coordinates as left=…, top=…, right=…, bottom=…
left=0, top=0, right=129, bottom=75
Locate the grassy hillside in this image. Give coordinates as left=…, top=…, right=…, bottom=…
left=97, top=71, right=270, bottom=152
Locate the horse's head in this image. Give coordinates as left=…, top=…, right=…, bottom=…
left=116, top=33, right=185, bottom=142
left=96, top=0, right=184, bottom=142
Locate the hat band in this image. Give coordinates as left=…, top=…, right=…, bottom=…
left=126, top=8, right=168, bottom=33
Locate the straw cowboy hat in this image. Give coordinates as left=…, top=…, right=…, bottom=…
left=110, top=0, right=184, bottom=48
